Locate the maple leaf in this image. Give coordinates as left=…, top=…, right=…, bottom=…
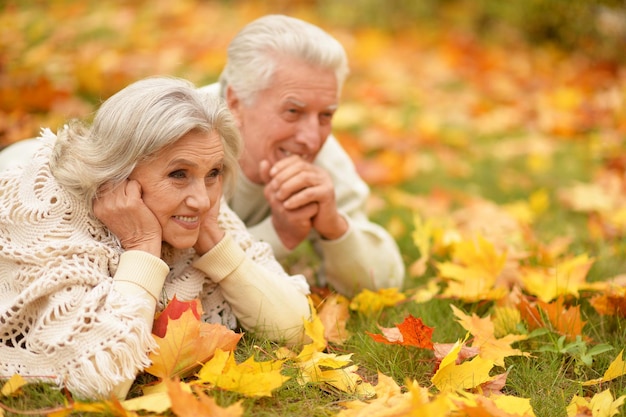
left=49, top=398, right=140, bottom=417
left=518, top=295, right=587, bottom=342
left=431, top=337, right=496, bottom=392
left=589, top=275, right=626, bottom=317
left=196, top=348, right=289, bottom=397
left=317, top=292, right=352, bottom=344
left=409, top=212, right=434, bottom=277
left=337, top=373, right=452, bottom=416
left=0, top=374, right=26, bottom=396
left=452, top=305, right=529, bottom=367
left=165, top=378, right=244, bottom=417
left=367, top=314, right=434, bottom=349
left=349, top=287, right=406, bottom=315
left=152, top=295, right=202, bottom=338
left=436, top=234, right=509, bottom=302
left=122, top=390, right=171, bottom=414
left=145, top=298, right=242, bottom=379
left=452, top=391, right=537, bottom=417
left=279, top=299, right=375, bottom=397
left=567, top=389, right=626, bottom=417
left=295, top=350, right=374, bottom=397
left=521, top=254, right=595, bottom=303
left=581, top=349, right=626, bottom=386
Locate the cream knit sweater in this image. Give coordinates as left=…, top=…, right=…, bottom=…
left=0, top=130, right=310, bottom=398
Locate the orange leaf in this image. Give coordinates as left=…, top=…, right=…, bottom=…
left=367, top=314, right=434, bottom=349
left=166, top=378, right=244, bottom=417
left=146, top=298, right=242, bottom=379
left=518, top=295, right=587, bottom=342
left=317, top=293, right=352, bottom=344
left=152, top=295, right=201, bottom=338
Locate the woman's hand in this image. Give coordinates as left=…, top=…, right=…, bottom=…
left=193, top=179, right=225, bottom=256
left=93, top=179, right=162, bottom=257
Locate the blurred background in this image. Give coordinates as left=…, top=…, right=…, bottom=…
left=2, top=0, right=626, bottom=297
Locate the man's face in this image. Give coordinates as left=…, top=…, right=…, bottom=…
left=228, top=56, right=339, bottom=184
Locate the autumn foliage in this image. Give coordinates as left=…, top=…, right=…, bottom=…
left=1, top=0, right=626, bottom=416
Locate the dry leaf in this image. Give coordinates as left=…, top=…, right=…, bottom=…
left=166, top=378, right=244, bottom=417
left=317, top=293, right=352, bottom=344
left=146, top=298, right=242, bottom=379
left=367, top=314, right=434, bottom=349
left=196, top=348, right=289, bottom=397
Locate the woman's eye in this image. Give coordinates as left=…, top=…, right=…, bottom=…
left=205, top=168, right=223, bottom=182
left=168, top=169, right=186, bottom=179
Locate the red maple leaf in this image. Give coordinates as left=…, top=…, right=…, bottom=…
left=367, top=314, right=434, bottom=349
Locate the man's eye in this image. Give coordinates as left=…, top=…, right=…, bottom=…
left=169, top=170, right=186, bottom=179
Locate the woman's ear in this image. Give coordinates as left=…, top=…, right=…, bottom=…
left=225, top=86, right=242, bottom=127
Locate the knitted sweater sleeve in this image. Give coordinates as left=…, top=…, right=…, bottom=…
left=192, top=200, right=311, bottom=345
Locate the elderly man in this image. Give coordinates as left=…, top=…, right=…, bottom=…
left=204, top=14, right=405, bottom=296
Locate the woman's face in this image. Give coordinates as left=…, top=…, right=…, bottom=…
left=128, top=130, right=224, bottom=249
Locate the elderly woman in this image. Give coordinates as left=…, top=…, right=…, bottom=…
left=202, top=14, right=406, bottom=297
left=0, top=76, right=310, bottom=399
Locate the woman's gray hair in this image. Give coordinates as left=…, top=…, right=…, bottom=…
left=218, top=14, right=349, bottom=105
left=50, top=76, right=242, bottom=205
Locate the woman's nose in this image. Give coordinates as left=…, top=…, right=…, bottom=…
left=185, top=182, right=211, bottom=210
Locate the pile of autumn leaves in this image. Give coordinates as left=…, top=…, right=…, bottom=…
left=3, top=171, right=626, bottom=416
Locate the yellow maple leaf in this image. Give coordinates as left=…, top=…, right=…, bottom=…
left=521, top=254, right=594, bottom=302
left=122, top=390, right=171, bottom=414
left=196, top=348, right=289, bottom=397
left=296, top=350, right=374, bottom=396
left=452, top=391, right=537, bottom=417
left=0, top=374, right=26, bottom=396
left=349, top=287, right=406, bottom=315
left=431, top=336, right=496, bottom=392
left=567, top=389, right=626, bottom=417
left=146, top=306, right=242, bottom=379
left=287, top=300, right=375, bottom=397
left=452, top=305, right=529, bottom=367
left=409, top=212, right=434, bottom=277
left=582, top=349, right=626, bottom=386
left=337, top=373, right=452, bottom=417
left=436, top=235, right=508, bottom=302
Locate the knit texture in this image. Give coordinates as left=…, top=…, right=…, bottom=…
left=0, top=129, right=308, bottom=397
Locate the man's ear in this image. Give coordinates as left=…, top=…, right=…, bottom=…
left=225, top=86, right=242, bottom=125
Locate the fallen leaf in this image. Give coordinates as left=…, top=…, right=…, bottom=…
left=567, top=389, right=626, bottom=417
left=367, top=314, right=434, bottom=349
left=166, top=378, right=244, bottom=417
left=349, top=287, right=406, bottom=315
left=152, top=295, right=201, bottom=338
left=0, top=374, right=26, bottom=396
left=196, top=348, right=289, bottom=397
left=436, top=234, right=509, bottom=302
left=582, top=349, right=626, bottom=386
left=431, top=337, right=496, bottom=392
left=452, top=305, right=529, bottom=367
left=145, top=298, right=242, bottom=379
left=317, top=293, right=352, bottom=344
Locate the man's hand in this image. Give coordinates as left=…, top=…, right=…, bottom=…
left=260, top=155, right=348, bottom=249
left=93, top=179, right=162, bottom=256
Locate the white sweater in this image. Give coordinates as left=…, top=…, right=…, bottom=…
left=0, top=131, right=310, bottom=398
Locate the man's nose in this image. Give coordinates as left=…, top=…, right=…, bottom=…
left=296, top=115, right=323, bottom=151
